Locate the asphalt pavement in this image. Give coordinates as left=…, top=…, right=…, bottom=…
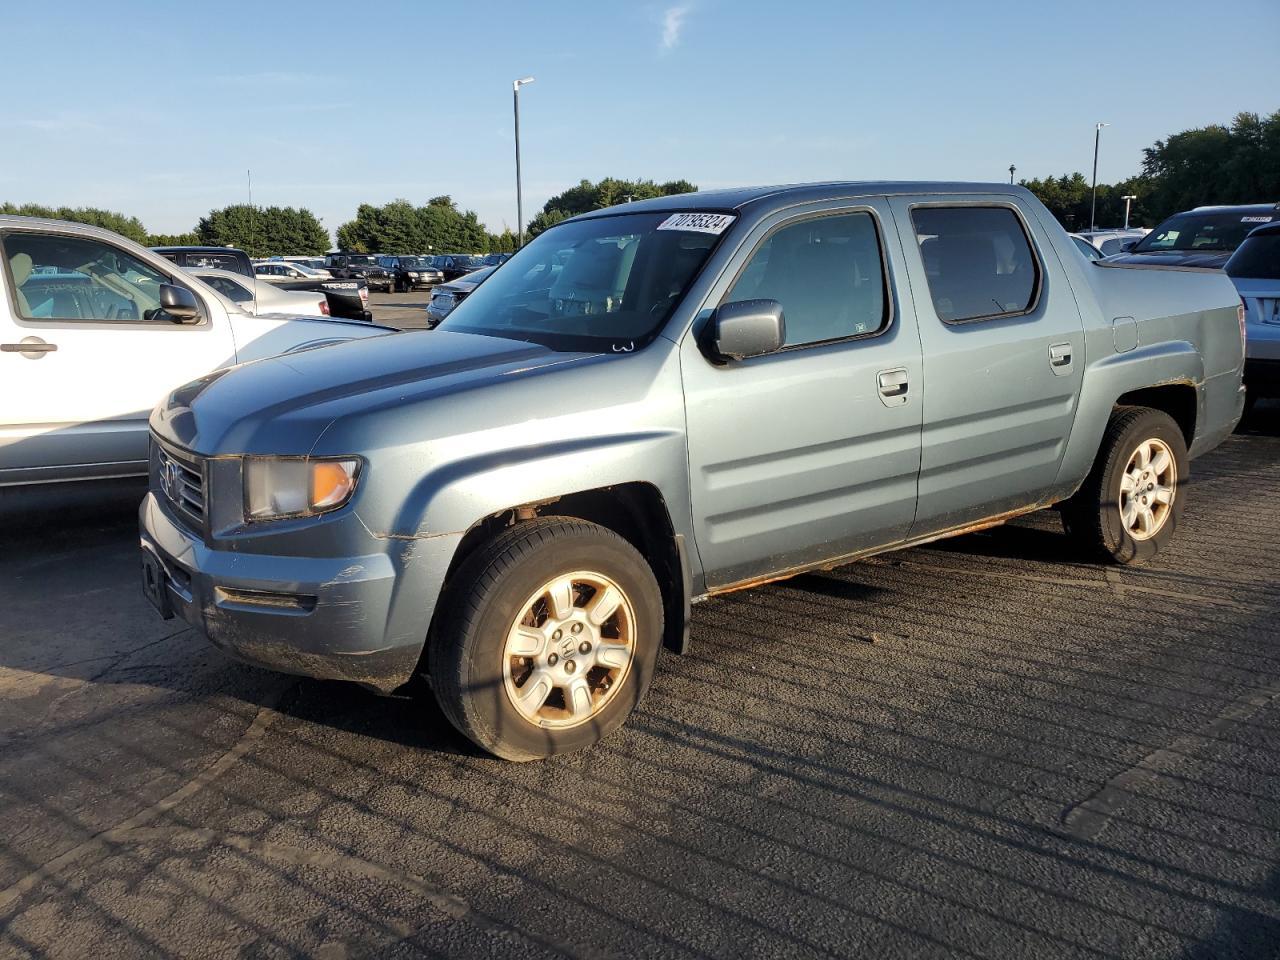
left=1, top=406, right=1278, bottom=959
left=368, top=290, right=432, bottom=330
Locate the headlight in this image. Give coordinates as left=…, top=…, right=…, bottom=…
left=243, top=456, right=360, bottom=521
left=408, top=271, right=419, bottom=278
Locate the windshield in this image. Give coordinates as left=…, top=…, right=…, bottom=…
left=346, top=255, right=377, bottom=266
left=438, top=211, right=728, bottom=352
left=1132, top=211, right=1275, bottom=254
left=1226, top=231, right=1280, bottom=280
left=397, top=257, right=430, bottom=269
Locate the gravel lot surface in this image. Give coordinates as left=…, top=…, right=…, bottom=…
left=2, top=405, right=1277, bottom=959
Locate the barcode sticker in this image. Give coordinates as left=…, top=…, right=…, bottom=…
left=656, top=213, right=736, bottom=234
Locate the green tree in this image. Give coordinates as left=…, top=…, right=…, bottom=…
left=146, top=231, right=201, bottom=246
left=526, top=208, right=568, bottom=239
left=196, top=204, right=329, bottom=257
left=0, top=203, right=149, bottom=244
left=1142, top=111, right=1280, bottom=219
left=334, top=197, right=490, bottom=253
left=488, top=227, right=518, bottom=253
left=529, top=177, right=698, bottom=235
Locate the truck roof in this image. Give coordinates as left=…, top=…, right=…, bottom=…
left=568, top=181, right=1038, bottom=222
left=1188, top=202, right=1280, bottom=214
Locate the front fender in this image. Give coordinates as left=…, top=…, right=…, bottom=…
left=391, top=428, right=691, bottom=544
left=1054, top=339, right=1203, bottom=494
left=366, top=429, right=693, bottom=678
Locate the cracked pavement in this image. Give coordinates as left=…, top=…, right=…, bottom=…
left=1, top=408, right=1278, bottom=959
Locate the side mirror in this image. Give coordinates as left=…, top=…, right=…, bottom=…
left=160, top=283, right=201, bottom=322
left=712, top=299, right=786, bottom=360
left=1120, top=239, right=1138, bottom=252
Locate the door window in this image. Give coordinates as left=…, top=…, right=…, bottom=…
left=910, top=206, right=1040, bottom=323
left=722, top=212, right=888, bottom=348
left=3, top=232, right=175, bottom=323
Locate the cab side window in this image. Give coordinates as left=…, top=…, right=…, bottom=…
left=910, top=206, right=1039, bottom=323
left=723, top=212, right=888, bottom=348
left=3, top=232, right=172, bottom=323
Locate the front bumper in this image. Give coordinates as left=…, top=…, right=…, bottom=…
left=138, top=492, right=449, bottom=692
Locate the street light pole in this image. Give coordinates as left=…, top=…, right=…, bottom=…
left=1008, top=164, right=1016, bottom=185
left=513, top=76, right=535, bottom=249
left=1121, top=194, right=1137, bottom=230
left=1090, top=122, right=1109, bottom=232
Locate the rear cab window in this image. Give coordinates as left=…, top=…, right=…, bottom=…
left=909, top=206, right=1040, bottom=323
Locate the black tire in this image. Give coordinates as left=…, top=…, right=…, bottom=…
left=1061, top=406, right=1188, bottom=565
left=429, top=517, right=663, bottom=761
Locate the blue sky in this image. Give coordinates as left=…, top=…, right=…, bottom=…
left=2, top=0, right=1276, bottom=239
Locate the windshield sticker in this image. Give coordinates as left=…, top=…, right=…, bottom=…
left=1241, top=216, right=1273, bottom=223
left=657, top=212, right=736, bottom=235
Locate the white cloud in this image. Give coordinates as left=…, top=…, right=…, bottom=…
left=660, top=6, right=689, bottom=51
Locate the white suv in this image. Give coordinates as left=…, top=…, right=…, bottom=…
left=0, top=216, right=394, bottom=487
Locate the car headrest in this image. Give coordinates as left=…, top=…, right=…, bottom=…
left=9, top=252, right=33, bottom=286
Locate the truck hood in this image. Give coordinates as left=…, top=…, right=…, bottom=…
left=151, top=330, right=590, bottom=455
left=1106, top=250, right=1232, bottom=269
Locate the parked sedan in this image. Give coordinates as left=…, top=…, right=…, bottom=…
left=424, top=266, right=495, bottom=327
left=189, top=267, right=332, bottom=317
left=254, top=261, right=332, bottom=281
left=1226, top=220, right=1280, bottom=406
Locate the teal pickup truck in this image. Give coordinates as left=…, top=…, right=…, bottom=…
left=140, top=182, right=1246, bottom=760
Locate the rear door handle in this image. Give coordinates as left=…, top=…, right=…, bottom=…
left=1048, top=342, right=1072, bottom=366
left=877, top=367, right=909, bottom=406
left=1, top=337, right=58, bottom=360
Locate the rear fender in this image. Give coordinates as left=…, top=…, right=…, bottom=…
left=1055, top=340, right=1203, bottom=495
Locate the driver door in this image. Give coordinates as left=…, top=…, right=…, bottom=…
left=0, top=227, right=235, bottom=484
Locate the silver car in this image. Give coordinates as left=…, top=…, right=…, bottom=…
left=140, top=182, right=1244, bottom=761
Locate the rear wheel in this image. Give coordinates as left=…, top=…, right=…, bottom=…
left=1062, top=406, right=1188, bottom=565
left=430, top=518, right=663, bottom=761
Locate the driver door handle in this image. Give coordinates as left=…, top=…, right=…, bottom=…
left=877, top=367, right=909, bottom=407
left=2, top=337, right=58, bottom=359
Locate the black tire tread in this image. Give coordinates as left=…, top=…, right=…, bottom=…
left=1062, top=405, right=1184, bottom=564
left=429, top=516, right=642, bottom=761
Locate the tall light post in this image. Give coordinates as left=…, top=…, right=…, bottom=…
left=513, top=76, right=535, bottom=249
left=1121, top=194, right=1137, bottom=230
left=1008, top=164, right=1016, bottom=185
left=1090, top=122, right=1109, bottom=232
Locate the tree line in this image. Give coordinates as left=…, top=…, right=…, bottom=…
left=6, top=110, right=1275, bottom=253
left=1021, top=110, right=1279, bottom=230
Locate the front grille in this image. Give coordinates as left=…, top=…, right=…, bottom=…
left=155, top=440, right=206, bottom=531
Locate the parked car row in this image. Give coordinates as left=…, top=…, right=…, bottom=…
left=315, top=251, right=500, bottom=294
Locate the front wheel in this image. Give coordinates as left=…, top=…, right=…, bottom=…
left=1062, top=406, right=1188, bottom=565
left=429, top=518, right=663, bottom=761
